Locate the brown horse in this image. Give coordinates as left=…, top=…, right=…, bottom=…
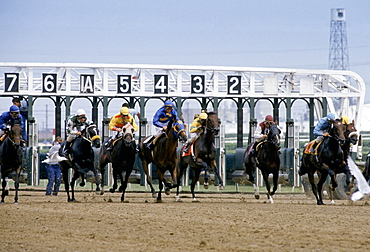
left=0, top=123, right=23, bottom=204
left=176, top=112, right=224, bottom=202
left=243, top=123, right=281, bottom=203
left=139, top=117, right=187, bottom=202
left=300, top=119, right=346, bottom=205
left=99, top=124, right=136, bottom=202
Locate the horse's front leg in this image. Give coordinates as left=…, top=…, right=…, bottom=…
left=1, top=175, right=8, bottom=203
left=70, top=171, right=79, bottom=202
left=316, top=171, right=329, bottom=205
left=141, top=160, right=156, bottom=198
left=99, top=167, right=105, bottom=195
left=190, top=168, right=201, bottom=201
left=211, top=160, right=224, bottom=189
left=157, top=170, right=165, bottom=203
left=109, top=169, right=118, bottom=193
left=118, top=172, right=124, bottom=192
left=13, top=167, right=21, bottom=204
left=261, top=171, right=274, bottom=203
left=91, top=167, right=100, bottom=194
left=121, top=169, right=131, bottom=202
left=195, top=158, right=209, bottom=189
left=62, top=168, right=71, bottom=202
left=271, top=168, right=279, bottom=196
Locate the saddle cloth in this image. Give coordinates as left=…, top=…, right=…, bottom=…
left=182, top=144, right=193, bottom=157
left=304, top=140, right=322, bottom=155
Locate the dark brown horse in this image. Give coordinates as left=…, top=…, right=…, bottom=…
left=99, top=124, right=136, bottom=202
left=176, top=112, right=224, bottom=202
left=341, top=120, right=358, bottom=190
left=59, top=124, right=101, bottom=202
left=243, top=123, right=281, bottom=203
left=139, top=117, right=187, bottom=202
left=300, top=119, right=346, bottom=205
left=0, top=123, right=23, bottom=204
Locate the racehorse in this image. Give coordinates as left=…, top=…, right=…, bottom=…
left=243, top=123, right=281, bottom=203
left=139, top=117, right=187, bottom=202
left=341, top=120, right=358, bottom=190
left=0, top=123, right=23, bottom=204
left=176, top=112, right=224, bottom=202
left=98, top=124, right=136, bottom=202
left=59, top=124, right=101, bottom=202
left=300, top=119, right=346, bottom=205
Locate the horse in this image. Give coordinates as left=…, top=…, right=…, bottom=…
left=139, top=117, right=187, bottom=202
left=340, top=120, right=358, bottom=190
left=98, top=123, right=136, bottom=202
left=58, top=124, right=101, bottom=202
left=299, top=119, right=346, bottom=205
left=243, top=123, right=281, bottom=203
left=176, top=112, right=224, bottom=202
left=0, top=123, right=23, bottom=204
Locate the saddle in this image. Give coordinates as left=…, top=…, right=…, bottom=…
left=304, top=140, right=322, bottom=155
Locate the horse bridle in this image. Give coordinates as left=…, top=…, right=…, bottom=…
left=205, top=117, right=220, bottom=135
left=266, top=125, right=280, bottom=147
left=344, top=123, right=358, bottom=145
left=81, top=125, right=101, bottom=144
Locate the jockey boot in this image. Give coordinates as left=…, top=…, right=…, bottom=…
left=105, top=138, right=114, bottom=151
left=62, top=142, right=72, bottom=156
left=143, top=135, right=155, bottom=149
left=249, top=148, right=256, bottom=157
left=133, top=141, right=139, bottom=153
left=310, top=142, right=317, bottom=153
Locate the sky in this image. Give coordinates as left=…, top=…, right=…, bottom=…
left=1, top=0, right=370, bottom=133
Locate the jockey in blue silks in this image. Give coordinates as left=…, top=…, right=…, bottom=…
left=310, top=112, right=336, bottom=152
left=0, top=105, right=25, bottom=144
left=144, top=100, right=179, bottom=149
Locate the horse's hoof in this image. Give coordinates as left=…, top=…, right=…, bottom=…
left=100, top=191, right=105, bottom=195
left=269, top=197, right=274, bottom=204
left=14, top=202, right=19, bottom=205
left=151, top=193, right=157, bottom=198
left=175, top=195, right=181, bottom=202
left=121, top=200, right=129, bottom=203
left=254, top=194, right=260, bottom=200
left=156, top=199, right=163, bottom=203
left=204, top=183, right=209, bottom=189
left=165, top=189, right=171, bottom=195
left=0, top=202, right=4, bottom=204
left=219, top=185, right=225, bottom=190
left=80, top=182, right=85, bottom=187
left=192, top=198, right=200, bottom=202
left=109, top=188, right=114, bottom=193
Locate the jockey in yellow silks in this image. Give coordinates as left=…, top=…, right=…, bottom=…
left=105, top=107, right=139, bottom=152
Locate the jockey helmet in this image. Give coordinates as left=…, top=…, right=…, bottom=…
left=9, top=105, right=20, bottom=113
left=265, top=115, right=273, bottom=122
left=76, top=109, right=86, bottom=116
left=120, top=107, right=129, bottom=116
left=327, top=113, right=336, bottom=120
left=199, top=113, right=208, bottom=120
left=164, top=100, right=175, bottom=108
left=341, top=116, right=349, bottom=124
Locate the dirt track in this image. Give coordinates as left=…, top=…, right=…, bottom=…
left=1, top=190, right=370, bottom=252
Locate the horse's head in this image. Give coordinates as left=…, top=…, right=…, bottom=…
left=85, top=124, right=101, bottom=148
left=206, top=112, right=220, bottom=135
left=267, top=123, right=281, bottom=147
left=121, top=123, right=135, bottom=146
left=8, top=123, right=22, bottom=146
left=173, top=119, right=187, bottom=143
left=330, top=119, right=346, bottom=144
left=343, top=120, right=358, bottom=145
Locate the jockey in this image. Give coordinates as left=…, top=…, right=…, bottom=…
left=341, top=115, right=349, bottom=125
left=310, top=113, right=336, bottom=152
left=144, top=100, right=179, bottom=149
left=0, top=105, right=25, bottom=145
left=183, top=112, right=208, bottom=153
left=105, top=107, right=139, bottom=152
left=250, top=115, right=278, bottom=157
left=12, top=97, right=28, bottom=142
left=62, top=109, right=91, bottom=156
